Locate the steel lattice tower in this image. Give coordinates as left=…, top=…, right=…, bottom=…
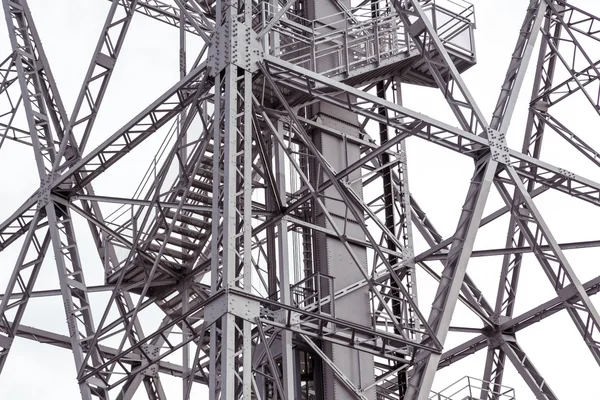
left=1, top=0, right=599, bottom=399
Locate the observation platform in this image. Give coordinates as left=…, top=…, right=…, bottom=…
left=260, top=0, right=476, bottom=104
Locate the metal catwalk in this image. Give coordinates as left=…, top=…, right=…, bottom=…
left=0, top=0, right=598, bottom=399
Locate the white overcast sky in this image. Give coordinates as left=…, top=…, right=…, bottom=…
left=1, top=0, right=600, bottom=399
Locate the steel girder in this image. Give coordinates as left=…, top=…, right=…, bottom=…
left=2, top=0, right=600, bottom=399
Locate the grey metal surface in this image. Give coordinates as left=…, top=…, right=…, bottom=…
left=1, top=0, right=600, bottom=399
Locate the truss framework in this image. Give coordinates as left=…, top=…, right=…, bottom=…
left=1, top=0, right=600, bottom=399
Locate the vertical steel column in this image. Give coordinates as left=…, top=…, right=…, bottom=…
left=377, top=76, right=405, bottom=398
left=216, top=65, right=254, bottom=399
left=393, top=78, right=421, bottom=397
left=392, top=80, right=420, bottom=340
left=208, top=1, right=254, bottom=398
left=275, top=118, right=295, bottom=400
left=375, top=76, right=420, bottom=397
left=179, top=4, right=192, bottom=398
left=305, top=1, right=376, bottom=398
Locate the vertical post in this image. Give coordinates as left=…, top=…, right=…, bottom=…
left=395, top=77, right=421, bottom=394
left=303, top=2, right=376, bottom=399
left=376, top=78, right=404, bottom=394
left=208, top=1, right=254, bottom=398
left=221, top=63, right=239, bottom=399
left=275, top=119, right=295, bottom=399
left=178, top=5, right=191, bottom=399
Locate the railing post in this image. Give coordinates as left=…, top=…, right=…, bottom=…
left=344, top=17, right=350, bottom=75
left=467, top=376, right=473, bottom=398
left=372, top=1, right=381, bottom=65
left=311, top=20, right=316, bottom=71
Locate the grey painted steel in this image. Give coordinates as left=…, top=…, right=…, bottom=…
left=2, top=0, right=600, bottom=399
left=480, top=2, right=549, bottom=398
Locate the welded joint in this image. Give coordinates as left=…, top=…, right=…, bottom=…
left=533, top=100, right=549, bottom=112
left=487, top=128, right=510, bottom=164
left=557, top=284, right=579, bottom=302
left=0, top=333, right=13, bottom=349
left=208, top=21, right=264, bottom=76
left=486, top=331, right=516, bottom=350
left=273, top=309, right=300, bottom=326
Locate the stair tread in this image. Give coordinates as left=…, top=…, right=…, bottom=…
left=155, top=234, right=199, bottom=251
left=190, top=179, right=213, bottom=192
left=177, top=190, right=213, bottom=206
left=161, top=223, right=208, bottom=240
left=165, top=210, right=212, bottom=229
left=148, top=243, right=195, bottom=261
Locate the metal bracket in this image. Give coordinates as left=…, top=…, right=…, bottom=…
left=204, top=291, right=260, bottom=325
left=557, top=284, right=579, bottom=302
left=37, top=174, right=54, bottom=209
left=533, top=100, right=549, bottom=112
left=0, top=333, right=13, bottom=349
left=208, top=21, right=264, bottom=76
left=487, top=128, right=510, bottom=164
left=487, top=331, right=516, bottom=349
left=558, top=167, right=576, bottom=179
left=402, top=245, right=414, bottom=260
left=274, top=309, right=300, bottom=326
left=140, top=344, right=160, bottom=377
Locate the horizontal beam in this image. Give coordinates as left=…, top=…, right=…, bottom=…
left=129, top=0, right=213, bottom=37
left=0, top=66, right=210, bottom=253
left=439, top=273, right=600, bottom=368
left=419, top=239, right=600, bottom=261
left=6, top=324, right=207, bottom=383
left=265, top=55, right=600, bottom=208
left=0, top=280, right=177, bottom=301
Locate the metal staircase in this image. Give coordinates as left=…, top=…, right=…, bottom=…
left=100, top=0, right=480, bottom=359
left=105, top=128, right=219, bottom=299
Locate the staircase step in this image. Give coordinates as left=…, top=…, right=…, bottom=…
left=165, top=210, right=212, bottom=230
left=200, top=155, right=214, bottom=165
left=196, top=168, right=220, bottom=180
left=179, top=189, right=213, bottom=206
left=191, top=179, right=213, bottom=192
left=160, top=223, right=208, bottom=240
left=177, top=188, right=212, bottom=206
left=148, top=243, right=195, bottom=261
left=155, top=234, right=199, bottom=251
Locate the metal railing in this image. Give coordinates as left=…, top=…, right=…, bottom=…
left=429, top=376, right=516, bottom=400
left=291, top=271, right=336, bottom=318
left=259, top=0, right=475, bottom=80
